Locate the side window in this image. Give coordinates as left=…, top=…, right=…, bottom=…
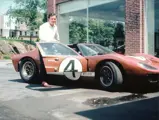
left=39, top=43, right=78, bottom=56
left=41, top=44, right=58, bottom=55
left=87, top=45, right=99, bottom=51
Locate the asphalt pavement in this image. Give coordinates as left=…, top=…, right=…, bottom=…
left=0, top=60, right=159, bottom=120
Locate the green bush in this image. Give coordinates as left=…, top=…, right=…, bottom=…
left=3, top=55, right=11, bottom=59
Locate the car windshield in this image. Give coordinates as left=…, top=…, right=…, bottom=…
left=39, top=42, right=78, bottom=56
left=78, top=44, right=114, bottom=56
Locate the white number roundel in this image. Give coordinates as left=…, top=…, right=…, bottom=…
left=59, top=57, right=82, bottom=80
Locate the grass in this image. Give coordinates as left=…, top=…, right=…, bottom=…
left=0, top=54, right=11, bottom=60
left=3, top=55, right=11, bottom=59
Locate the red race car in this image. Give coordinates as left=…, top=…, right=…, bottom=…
left=11, top=42, right=159, bottom=90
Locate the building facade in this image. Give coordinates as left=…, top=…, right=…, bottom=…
left=0, top=15, right=38, bottom=40
left=47, top=0, right=159, bottom=56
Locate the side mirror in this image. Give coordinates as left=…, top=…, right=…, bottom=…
left=78, top=51, right=82, bottom=55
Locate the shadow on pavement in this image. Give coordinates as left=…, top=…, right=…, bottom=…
left=9, top=79, right=25, bottom=83
left=76, top=97, right=159, bottom=120
left=25, top=83, right=78, bottom=92
left=123, top=80, right=159, bottom=94
left=46, top=75, right=100, bottom=90
left=24, top=76, right=99, bottom=92
left=8, top=77, right=159, bottom=94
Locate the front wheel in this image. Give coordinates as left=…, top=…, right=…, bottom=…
left=19, top=58, right=39, bottom=83
left=98, top=62, right=123, bottom=91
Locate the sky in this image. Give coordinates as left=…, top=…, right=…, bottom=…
left=0, top=0, right=14, bottom=15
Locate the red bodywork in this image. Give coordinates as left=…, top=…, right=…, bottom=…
left=11, top=43, right=159, bottom=83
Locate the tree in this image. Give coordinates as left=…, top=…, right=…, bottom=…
left=7, top=0, right=45, bottom=42
left=69, top=17, right=87, bottom=44
left=69, top=21, right=87, bottom=43
left=39, top=0, right=47, bottom=22
left=88, top=19, right=115, bottom=46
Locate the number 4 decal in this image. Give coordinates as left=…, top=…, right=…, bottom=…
left=64, top=60, right=78, bottom=78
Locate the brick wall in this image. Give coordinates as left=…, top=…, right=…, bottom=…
left=125, top=0, right=145, bottom=54
left=141, top=0, right=145, bottom=54
left=47, top=0, right=54, bottom=14
left=48, top=0, right=71, bottom=14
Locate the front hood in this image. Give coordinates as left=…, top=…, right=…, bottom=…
left=106, top=53, right=159, bottom=70
left=91, top=52, right=159, bottom=65
left=125, top=55, right=151, bottom=63
left=127, top=53, right=159, bottom=63
left=101, top=52, right=159, bottom=66
left=102, top=53, right=149, bottom=63
left=125, top=53, right=159, bottom=69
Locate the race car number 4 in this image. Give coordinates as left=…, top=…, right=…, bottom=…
left=59, top=57, right=82, bottom=80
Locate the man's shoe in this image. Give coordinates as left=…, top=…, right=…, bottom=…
left=42, top=81, right=52, bottom=87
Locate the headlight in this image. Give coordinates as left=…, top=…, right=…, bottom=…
left=138, top=62, right=157, bottom=70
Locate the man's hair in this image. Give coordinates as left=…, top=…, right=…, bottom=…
left=48, top=13, right=57, bottom=19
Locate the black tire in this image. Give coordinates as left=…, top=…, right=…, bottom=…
left=19, top=58, right=39, bottom=83
left=98, top=62, right=123, bottom=91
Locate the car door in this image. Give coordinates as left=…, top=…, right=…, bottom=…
left=42, top=55, right=65, bottom=73
left=36, top=42, right=87, bottom=80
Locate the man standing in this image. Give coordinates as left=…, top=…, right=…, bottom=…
left=39, top=13, right=60, bottom=42
left=38, top=13, right=60, bottom=87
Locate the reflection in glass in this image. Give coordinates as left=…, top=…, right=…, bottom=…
left=57, top=0, right=125, bottom=52
left=88, top=0, right=125, bottom=51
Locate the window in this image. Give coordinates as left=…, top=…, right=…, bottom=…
left=145, top=0, right=159, bottom=55
left=57, top=0, right=125, bottom=47
left=39, top=43, right=79, bottom=56
left=0, top=29, right=2, bottom=35
left=20, top=31, right=22, bottom=36
left=57, top=0, right=87, bottom=44
left=88, top=0, right=125, bottom=48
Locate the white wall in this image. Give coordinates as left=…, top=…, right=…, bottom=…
left=0, top=15, right=29, bottom=38
left=3, top=16, right=17, bottom=30
left=0, top=15, right=16, bottom=37
left=2, top=29, right=10, bottom=38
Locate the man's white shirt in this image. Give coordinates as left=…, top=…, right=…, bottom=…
left=39, top=22, right=60, bottom=42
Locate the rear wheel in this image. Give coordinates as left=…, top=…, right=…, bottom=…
left=19, top=58, right=39, bottom=83
left=98, top=62, right=123, bottom=91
